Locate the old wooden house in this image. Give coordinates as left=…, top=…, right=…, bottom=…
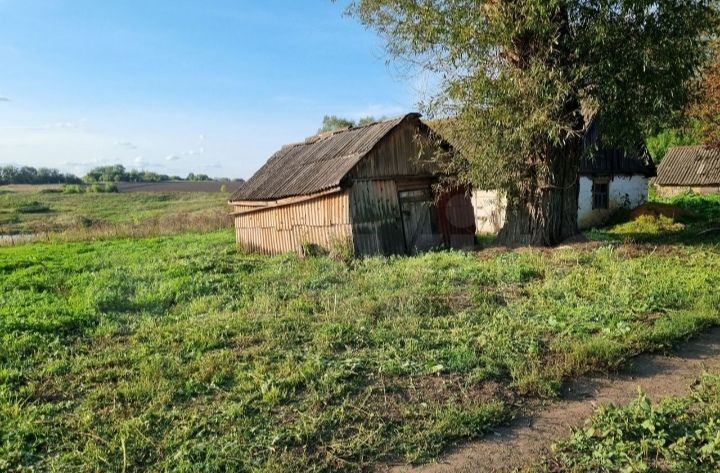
left=229, top=113, right=476, bottom=256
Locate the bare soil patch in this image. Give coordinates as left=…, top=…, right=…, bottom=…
left=387, top=327, right=720, bottom=473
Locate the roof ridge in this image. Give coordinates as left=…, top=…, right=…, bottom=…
left=301, top=113, right=419, bottom=145
left=230, top=113, right=421, bottom=202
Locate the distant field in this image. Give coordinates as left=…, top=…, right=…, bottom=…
left=116, top=181, right=244, bottom=193
left=0, top=187, right=232, bottom=239
left=0, top=184, right=64, bottom=193
left=0, top=180, right=243, bottom=194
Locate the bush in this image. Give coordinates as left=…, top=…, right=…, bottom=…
left=15, top=201, right=50, bottom=214
left=63, top=184, right=85, bottom=194
left=86, top=183, right=118, bottom=193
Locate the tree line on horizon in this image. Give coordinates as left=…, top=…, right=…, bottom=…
left=0, top=164, right=244, bottom=186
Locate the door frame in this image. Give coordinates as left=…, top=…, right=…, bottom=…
left=397, top=185, right=437, bottom=254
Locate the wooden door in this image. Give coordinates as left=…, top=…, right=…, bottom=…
left=398, top=188, right=439, bottom=253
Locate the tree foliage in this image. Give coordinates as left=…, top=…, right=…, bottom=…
left=83, top=166, right=215, bottom=183
left=0, top=165, right=81, bottom=185
left=691, top=41, right=720, bottom=147
left=318, top=115, right=385, bottom=133
left=646, top=123, right=702, bottom=163
left=83, top=165, right=172, bottom=183
left=318, top=115, right=355, bottom=133
left=346, top=0, right=718, bottom=244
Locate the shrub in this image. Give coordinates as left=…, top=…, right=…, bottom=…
left=15, top=201, right=50, bottom=214
left=328, top=236, right=355, bottom=262
left=63, top=184, right=85, bottom=194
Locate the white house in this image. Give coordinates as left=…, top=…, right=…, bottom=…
left=472, top=135, right=656, bottom=233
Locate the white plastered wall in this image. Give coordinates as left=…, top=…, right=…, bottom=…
left=472, top=175, right=649, bottom=233
left=577, top=175, right=649, bottom=229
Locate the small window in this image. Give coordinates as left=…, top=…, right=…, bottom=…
left=592, top=179, right=609, bottom=210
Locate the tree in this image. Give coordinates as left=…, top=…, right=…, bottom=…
left=318, top=115, right=355, bottom=133
left=0, top=165, right=81, bottom=185
left=317, top=115, right=385, bottom=133
left=646, top=125, right=701, bottom=164
left=347, top=0, right=718, bottom=245
left=691, top=41, right=720, bottom=147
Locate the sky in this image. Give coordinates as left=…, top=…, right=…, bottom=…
left=0, top=1, right=424, bottom=179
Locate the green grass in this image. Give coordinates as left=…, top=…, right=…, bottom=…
left=1, top=228, right=719, bottom=471
left=531, top=373, right=720, bottom=472
left=588, top=192, right=720, bottom=244
left=0, top=188, right=230, bottom=237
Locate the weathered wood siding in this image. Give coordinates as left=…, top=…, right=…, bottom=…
left=232, top=117, right=475, bottom=256
left=233, top=191, right=352, bottom=254
left=349, top=180, right=406, bottom=256
left=347, top=121, right=437, bottom=180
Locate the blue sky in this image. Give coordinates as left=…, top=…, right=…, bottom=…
left=0, top=1, right=423, bottom=179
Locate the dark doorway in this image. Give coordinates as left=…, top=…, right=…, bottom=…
left=398, top=188, right=440, bottom=254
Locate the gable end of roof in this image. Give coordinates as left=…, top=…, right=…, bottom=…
left=230, top=114, right=421, bottom=202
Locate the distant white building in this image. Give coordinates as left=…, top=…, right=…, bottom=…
left=472, top=127, right=657, bottom=233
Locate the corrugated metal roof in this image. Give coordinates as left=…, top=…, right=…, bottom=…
left=656, top=145, right=720, bottom=186
left=230, top=115, right=413, bottom=201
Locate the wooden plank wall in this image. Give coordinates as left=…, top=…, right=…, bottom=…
left=349, top=180, right=406, bottom=256
left=348, top=121, right=437, bottom=180
left=233, top=190, right=352, bottom=254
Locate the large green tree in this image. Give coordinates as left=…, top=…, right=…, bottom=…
left=347, top=0, right=718, bottom=245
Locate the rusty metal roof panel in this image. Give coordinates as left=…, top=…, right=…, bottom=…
left=230, top=115, right=413, bottom=201
left=656, top=146, right=720, bottom=186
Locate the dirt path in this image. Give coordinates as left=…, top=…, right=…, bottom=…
left=391, top=327, right=720, bottom=473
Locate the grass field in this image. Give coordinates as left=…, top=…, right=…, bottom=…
left=0, top=187, right=231, bottom=240
left=2, top=192, right=719, bottom=471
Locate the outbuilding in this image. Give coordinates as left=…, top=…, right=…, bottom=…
left=229, top=113, right=476, bottom=256
left=655, top=145, right=720, bottom=197
left=472, top=125, right=657, bottom=232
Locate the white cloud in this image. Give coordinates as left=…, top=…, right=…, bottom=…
left=115, top=141, right=138, bottom=150
left=185, top=147, right=205, bottom=156
left=165, top=154, right=181, bottom=161
left=0, top=97, right=10, bottom=103
left=53, top=121, right=80, bottom=129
